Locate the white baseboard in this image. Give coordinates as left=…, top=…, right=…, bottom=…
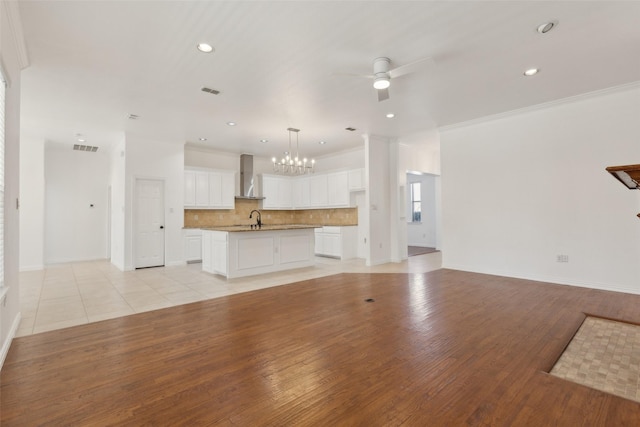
left=441, top=263, right=640, bottom=296
left=166, top=260, right=187, bottom=267
left=0, top=312, right=21, bottom=372
left=19, top=264, right=44, bottom=272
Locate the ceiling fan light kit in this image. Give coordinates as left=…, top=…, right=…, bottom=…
left=373, top=76, right=390, bottom=89
left=372, top=57, right=391, bottom=90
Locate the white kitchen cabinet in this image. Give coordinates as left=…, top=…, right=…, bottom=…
left=202, top=228, right=315, bottom=278
left=314, top=226, right=358, bottom=259
left=195, top=172, right=210, bottom=207
left=327, top=171, right=349, bottom=207
left=278, top=178, right=292, bottom=208
left=261, top=174, right=293, bottom=210
left=262, top=171, right=357, bottom=210
left=348, top=168, right=365, bottom=191
left=185, top=168, right=235, bottom=209
left=184, top=171, right=196, bottom=206
left=202, top=229, right=228, bottom=275
left=293, top=176, right=311, bottom=209
left=309, top=174, right=328, bottom=207
left=209, top=171, right=235, bottom=209
left=184, top=228, right=203, bottom=263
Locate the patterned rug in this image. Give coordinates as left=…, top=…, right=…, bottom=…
left=550, top=316, right=640, bottom=402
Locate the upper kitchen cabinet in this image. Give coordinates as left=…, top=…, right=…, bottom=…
left=309, top=174, right=328, bottom=207
left=261, top=174, right=293, bottom=210
left=209, top=171, right=235, bottom=209
left=185, top=168, right=235, bottom=209
left=327, top=171, right=349, bottom=207
left=261, top=169, right=362, bottom=210
left=293, top=176, right=311, bottom=208
left=184, top=170, right=197, bottom=206
left=348, top=168, right=365, bottom=191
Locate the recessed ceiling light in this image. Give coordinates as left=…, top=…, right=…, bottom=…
left=260, top=139, right=268, bottom=143
left=77, top=138, right=86, bottom=142
left=227, top=121, right=236, bottom=126
left=524, top=68, right=539, bottom=76
left=318, top=141, right=326, bottom=145
left=197, top=43, right=214, bottom=53
left=199, top=137, right=207, bottom=141
left=386, top=113, right=395, bottom=118
left=537, top=21, right=556, bottom=34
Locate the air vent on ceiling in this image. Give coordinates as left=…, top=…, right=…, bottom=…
left=127, top=114, right=139, bottom=120
left=201, top=87, right=220, bottom=95
left=345, top=127, right=357, bottom=131
left=73, top=144, right=99, bottom=152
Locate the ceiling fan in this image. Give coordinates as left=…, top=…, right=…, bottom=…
left=337, top=56, right=434, bottom=102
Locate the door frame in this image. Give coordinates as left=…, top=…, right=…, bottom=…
left=133, top=176, right=167, bottom=269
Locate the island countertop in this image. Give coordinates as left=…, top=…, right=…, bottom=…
left=200, top=224, right=322, bottom=232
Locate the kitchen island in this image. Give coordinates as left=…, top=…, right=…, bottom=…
left=201, top=225, right=319, bottom=278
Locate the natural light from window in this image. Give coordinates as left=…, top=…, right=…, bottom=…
left=410, top=182, right=421, bottom=223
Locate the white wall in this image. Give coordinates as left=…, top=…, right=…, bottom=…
left=407, top=173, right=438, bottom=248
left=1, top=0, right=28, bottom=369
left=19, top=136, right=44, bottom=270
left=399, top=130, right=441, bottom=175
left=364, top=135, right=391, bottom=265
left=110, top=137, right=126, bottom=270
left=44, top=145, right=110, bottom=264
left=441, top=85, right=640, bottom=294
left=125, top=135, right=184, bottom=270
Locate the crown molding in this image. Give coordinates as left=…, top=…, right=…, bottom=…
left=2, top=1, right=30, bottom=70
left=440, top=81, right=640, bottom=133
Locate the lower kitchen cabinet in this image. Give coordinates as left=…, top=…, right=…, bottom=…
left=184, top=228, right=203, bottom=263
left=314, top=226, right=357, bottom=259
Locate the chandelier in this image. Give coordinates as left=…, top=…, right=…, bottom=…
left=271, top=127, right=315, bottom=175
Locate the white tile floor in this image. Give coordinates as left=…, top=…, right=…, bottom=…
left=18, top=253, right=442, bottom=337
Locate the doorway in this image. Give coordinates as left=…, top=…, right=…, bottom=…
left=406, top=172, right=439, bottom=255
left=135, top=178, right=165, bottom=268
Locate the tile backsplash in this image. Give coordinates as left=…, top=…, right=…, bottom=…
left=185, top=198, right=357, bottom=228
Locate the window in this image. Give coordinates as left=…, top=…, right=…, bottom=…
left=410, top=182, right=421, bottom=222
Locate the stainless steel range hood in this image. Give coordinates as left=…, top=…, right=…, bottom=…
left=236, top=154, right=265, bottom=200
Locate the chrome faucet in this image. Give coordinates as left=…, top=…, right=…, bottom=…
left=249, top=209, right=262, bottom=229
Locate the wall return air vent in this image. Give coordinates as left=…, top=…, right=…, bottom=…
left=73, top=144, right=99, bottom=152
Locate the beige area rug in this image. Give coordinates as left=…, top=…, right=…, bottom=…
left=550, top=316, right=640, bottom=402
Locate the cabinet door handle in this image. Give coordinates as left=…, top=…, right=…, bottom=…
left=160, top=225, right=164, bottom=229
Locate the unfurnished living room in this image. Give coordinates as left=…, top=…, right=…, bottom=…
left=1, top=1, right=640, bottom=425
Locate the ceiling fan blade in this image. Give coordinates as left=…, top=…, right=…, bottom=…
left=388, top=57, right=434, bottom=79
left=377, top=88, right=390, bottom=102
left=331, top=72, right=374, bottom=79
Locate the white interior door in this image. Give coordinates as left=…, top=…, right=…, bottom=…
left=135, top=179, right=165, bottom=268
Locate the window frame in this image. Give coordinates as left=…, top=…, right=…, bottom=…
left=410, top=181, right=421, bottom=223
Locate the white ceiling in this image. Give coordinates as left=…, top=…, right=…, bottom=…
left=18, top=1, right=640, bottom=159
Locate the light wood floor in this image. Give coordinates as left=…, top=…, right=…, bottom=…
left=3, top=269, right=640, bottom=425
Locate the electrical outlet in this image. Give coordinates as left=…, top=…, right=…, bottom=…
left=194, top=214, right=199, bottom=220
left=556, top=254, right=569, bottom=263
